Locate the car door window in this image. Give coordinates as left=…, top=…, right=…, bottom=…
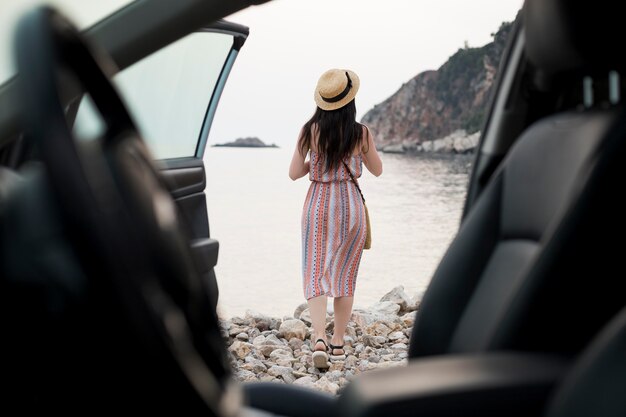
left=75, top=31, right=234, bottom=159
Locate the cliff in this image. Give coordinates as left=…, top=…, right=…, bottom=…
left=362, top=22, right=513, bottom=151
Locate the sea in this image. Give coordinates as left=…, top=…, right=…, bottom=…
left=204, top=147, right=473, bottom=318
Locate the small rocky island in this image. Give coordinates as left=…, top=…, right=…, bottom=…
left=213, top=137, right=278, bottom=148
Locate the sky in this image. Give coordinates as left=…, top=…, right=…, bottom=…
left=209, top=0, right=524, bottom=147
left=0, top=0, right=523, bottom=148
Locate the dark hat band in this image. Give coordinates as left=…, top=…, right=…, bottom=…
left=319, top=72, right=353, bottom=103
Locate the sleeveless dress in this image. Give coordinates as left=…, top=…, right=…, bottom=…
left=302, top=151, right=367, bottom=299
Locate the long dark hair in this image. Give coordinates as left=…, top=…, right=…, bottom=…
left=299, top=100, right=365, bottom=172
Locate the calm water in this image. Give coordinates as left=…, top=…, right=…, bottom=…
left=204, top=148, right=472, bottom=317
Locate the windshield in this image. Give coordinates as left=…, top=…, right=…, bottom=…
left=0, top=0, right=134, bottom=85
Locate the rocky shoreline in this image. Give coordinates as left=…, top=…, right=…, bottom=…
left=379, top=130, right=480, bottom=155
left=220, top=286, right=422, bottom=395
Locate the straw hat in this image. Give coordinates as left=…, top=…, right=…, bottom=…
left=314, top=69, right=360, bottom=111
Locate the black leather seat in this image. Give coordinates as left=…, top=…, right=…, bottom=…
left=409, top=0, right=626, bottom=358
left=244, top=0, right=626, bottom=414
left=410, top=109, right=624, bottom=358
left=545, top=306, right=626, bottom=417
left=332, top=305, right=626, bottom=417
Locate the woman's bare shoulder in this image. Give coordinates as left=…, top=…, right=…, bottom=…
left=360, top=123, right=372, bottom=135
left=359, top=123, right=372, bottom=154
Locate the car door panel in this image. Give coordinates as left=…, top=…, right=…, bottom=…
left=153, top=24, right=247, bottom=307
left=161, top=157, right=206, bottom=200
left=463, top=18, right=526, bottom=217
left=161, top=158, right=220, bottom=307
left=69, top=21, right=249, bottom=308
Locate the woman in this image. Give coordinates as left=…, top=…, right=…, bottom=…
left=289, top=68, right=383, bottom=369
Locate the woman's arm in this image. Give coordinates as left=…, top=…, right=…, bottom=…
left=361, top=126, right=383, bottom=177
left=289, top=133, right=310, bottom=181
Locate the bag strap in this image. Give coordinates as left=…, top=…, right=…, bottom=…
left=342, top=160, right=365, bottom=203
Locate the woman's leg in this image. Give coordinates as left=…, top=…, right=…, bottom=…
left=331, top=296, right=354, bottom=355
left=307, top=295, right=328, bottom=351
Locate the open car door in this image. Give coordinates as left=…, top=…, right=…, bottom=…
left=73, top=21, right=248, bottom=308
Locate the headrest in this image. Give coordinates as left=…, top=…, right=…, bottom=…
left=524, top=0, right=626, bottom=77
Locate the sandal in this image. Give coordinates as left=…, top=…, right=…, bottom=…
left=312, top=339, right=330, bottom=369
left=329, top=343, right=346, bottom=361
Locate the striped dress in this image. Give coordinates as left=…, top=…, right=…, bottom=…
left=302, top=151, right=367, bottom=300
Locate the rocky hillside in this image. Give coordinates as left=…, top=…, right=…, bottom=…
left=362, top=22, right=513, bottom=150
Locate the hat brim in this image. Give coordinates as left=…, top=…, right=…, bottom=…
left=314, top=70, right=360, bottom=111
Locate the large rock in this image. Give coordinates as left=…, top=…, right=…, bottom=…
left=293, top=303, right=308, bottom=319
left=267, top=365, right=296, bottom=384
left=235, top=369, right=257, bottom=382
left=350, top=310, right=376, bottom=328
left=325, top=370, right=344, bottom=383
left=314, top=376, right=340, bottom=395
left=369, top=301, right=401, bottom=316
left=400, top=311, right=416, bottom=327
left=357, top=360, right=372, bottom=372
left=344, top=355, right=359, bottom=369
left=269, top=348, right=294, bottom=365
left=293, top=375, right=317, bottom=388
left=402, top=139, right=420, bottom=152
left=265, top=334, right=284, bottom=345
left=269, top=348, right=293, bottom=357
left=432, top=136, right=454, bottom=153
left=231, top=316, right=249, bottom=326
left=421, top=141, right=434, bottom=152
left=391, top=342, right=408, bottom=351
left=411, top=288, right=427, bottom=311
left=288, top=337, right=304, bottom=351
left=228, top=325, right=247, bottom=337
left=279, top=319, right=308, bottom=341
left=362, top=334, right=386, bottom=347
left=380, top=286, right=415, bottom=313
left=419, top=130, right=479, bottom=154
left=388, top=331, right=406, bottom=341
left=352, top=303, right=402, bottom=329
left=247, top=327, right=261, bottom=340
left=252, top=335, right=266, bottom=346
left=328, top=361, right=345, bottom=372
left=298, top=309, right=312, bottom=326
left=364, top=322, right=392, bottom=337
left=252, top=334, right=285, bottom=357
left=299, top=308, right=333, bottom=326
left=381, top=144, right=405, bottom=154
left=228, top=341, right=254, bottom=359
left=244, top=356, right=267, bottom=373
left=270, top=318, right=283, bottom=331
left=245, top=310, right=274, bottom=331
left=346, top=325, right=358, bottom=340
left=453, top=131, right=480, bottom=153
